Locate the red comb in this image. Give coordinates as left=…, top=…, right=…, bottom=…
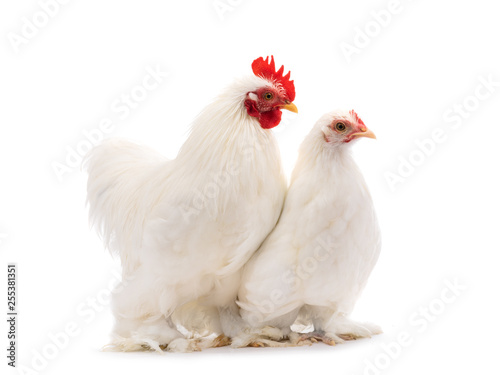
left=252, top=56, right=295, bottom=101
left=350, top=110, right=365, bottom=126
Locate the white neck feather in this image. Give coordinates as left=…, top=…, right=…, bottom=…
left=291, top=128, right=355, bottom=184
left=176, top=75, right=275, bottom=173
left=164, top=75, right=285, bottom=215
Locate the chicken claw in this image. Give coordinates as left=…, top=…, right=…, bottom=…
left=295, top=332, right=336, bottom=346
left=213, top=334, right=231, bottom=348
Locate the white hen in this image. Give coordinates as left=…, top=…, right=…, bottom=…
left=235, top=109, right=381, bottom=347
left=85, top=56, right=297, bottom=352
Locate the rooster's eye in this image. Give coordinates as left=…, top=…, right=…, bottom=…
left=263, top=92, right=274, bottom=100
left=335, top=122, right=347, bottom=132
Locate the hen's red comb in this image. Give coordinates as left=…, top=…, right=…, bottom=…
left=252, top=56, right=295, bottom=101
left=350, top=110, right=365, bottom=126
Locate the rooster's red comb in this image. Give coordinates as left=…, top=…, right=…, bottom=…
left=252, top=56, right=295, bottom=101
left=350, top=110, right=365, bottom=126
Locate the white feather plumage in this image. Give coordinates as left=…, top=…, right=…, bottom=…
left=85, top=75, right=287, bottom=351
left=235, top=110, right=382, bottom=346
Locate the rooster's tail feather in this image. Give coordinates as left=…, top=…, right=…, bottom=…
left=84, top=138, right=169, bottom=272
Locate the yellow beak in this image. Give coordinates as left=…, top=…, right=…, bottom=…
left=280, top=102, right=298, bottom=113
left=351, top=128, right=376, bottom=140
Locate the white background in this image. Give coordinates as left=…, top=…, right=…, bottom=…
left=1, top=0, right=499, bottom=374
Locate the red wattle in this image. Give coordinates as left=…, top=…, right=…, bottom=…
left=244, top=100, right=283, bottom=129
left=259, top=109, right=282, bottom=129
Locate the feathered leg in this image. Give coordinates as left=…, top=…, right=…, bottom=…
left=107, top=315, right=189, bottom=352
left=293, top=306, right=382, bottom=345
left=231, top=307, right=300, bottom=348
left=106, top=276, right=198, bottom=352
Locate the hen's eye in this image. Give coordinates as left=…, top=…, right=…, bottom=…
left=335, top=122, right=346, bottom=132
left=263, top=92, right=273, bottom=100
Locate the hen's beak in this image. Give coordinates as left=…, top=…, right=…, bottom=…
left=351, top=127, right=376, bottom=140
left=280, top=102, right=298, bottom=113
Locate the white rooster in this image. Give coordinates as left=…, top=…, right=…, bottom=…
left=235, top=109, right=381, bottom=347
left=85, top=56, right=297, bottom=352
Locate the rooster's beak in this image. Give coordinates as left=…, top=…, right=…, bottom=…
left=280, top=102, right=298, bottom=113
left=351, top=127, right=376, bottom=140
